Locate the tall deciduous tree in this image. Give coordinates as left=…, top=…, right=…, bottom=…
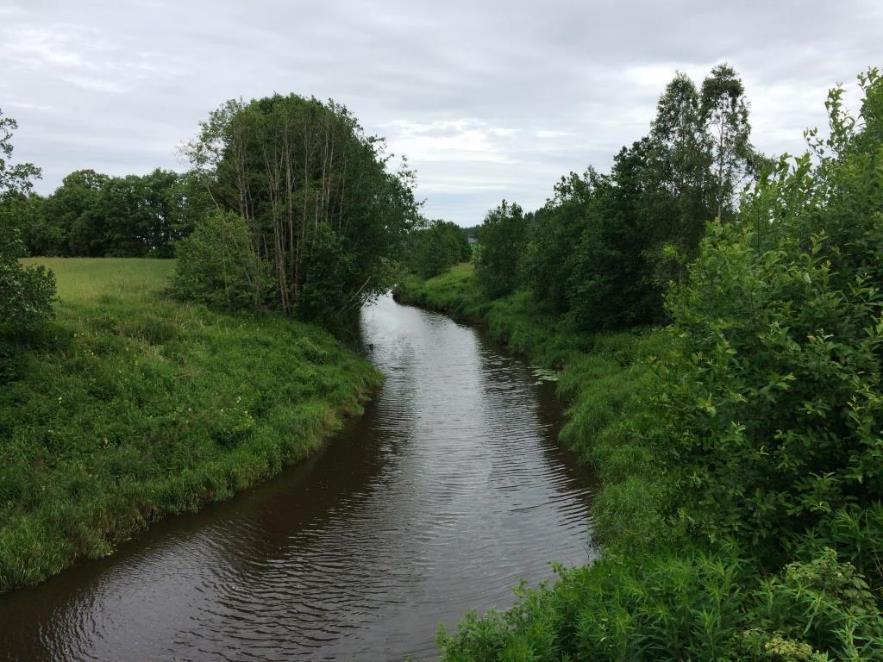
left=700, top=64, right=753, bottom=219
left=0, top=108, right=40, bottom=195
left=184, top=94, right=418, bottom=321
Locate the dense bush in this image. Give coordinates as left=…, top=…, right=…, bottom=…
left=399, top=69, right=883, bottom=660
left=0, top=231, right=55, bottom=336
left=172, top=210, right=270, bottom=310
left=660, top=68, right=883, bottom=580
left=404, top=219, right=471, bottom=278
left=439, top=548, right=882, bottom=660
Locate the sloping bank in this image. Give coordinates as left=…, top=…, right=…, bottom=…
left=0, top=258, right=381, bottom=593
left=394, top=264, right=882, bottom=661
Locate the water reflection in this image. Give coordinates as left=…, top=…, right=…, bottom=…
left=0, top=295, right=596, bottom=661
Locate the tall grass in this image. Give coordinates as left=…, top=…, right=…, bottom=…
left=0, top=259, right=381, bottom=593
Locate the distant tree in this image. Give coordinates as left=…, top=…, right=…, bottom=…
left=42, top=169, right=110, bottom=256
left=475, top=200, right=528, bottom=298
left=29, top=168, right=208, bottom=258
left=523, top=171, right=596, bottom=314
left=406, top=219, right=471, bottom=278
left=0, top=108, right=40, bottom=195
left=700, top=64, right=753, bottom=219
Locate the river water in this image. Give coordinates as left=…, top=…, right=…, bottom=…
left=0, top=295, right=595, bottom=661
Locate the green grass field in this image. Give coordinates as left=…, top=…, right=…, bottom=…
left=0, top=259, right=381, bottom=593
left=21, top=257, right=176, bottom=302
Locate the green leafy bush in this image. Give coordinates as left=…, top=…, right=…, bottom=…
left=0, top=231, right=55, bottom=335
left=172, top=210, right=270, bottom=310
left=405, top=219, right=471, bottom=278
left=439, top=549, right=882, bottom=661
left=660, top=69, right=883, bottom=577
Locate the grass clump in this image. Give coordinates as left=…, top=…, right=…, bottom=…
left=0, top=258, right=381, bottom=592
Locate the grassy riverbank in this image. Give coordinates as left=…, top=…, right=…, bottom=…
left=0, top=258, right=381, bottom=593
left=396, top=264, right=671, bottom=551
left=396, top=265, right=883, bottom=660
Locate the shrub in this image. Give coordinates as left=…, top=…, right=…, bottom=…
left=172, top=210, right=270, bottom=310
left=660, top=70, right=883, bottom=576
left=0, top=230, right=55, bottom=335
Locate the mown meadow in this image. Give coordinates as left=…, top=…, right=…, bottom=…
left=0, top=259, right=381, bottom=592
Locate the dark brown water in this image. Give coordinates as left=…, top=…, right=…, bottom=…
left=0, top=295, right=595, bottom=661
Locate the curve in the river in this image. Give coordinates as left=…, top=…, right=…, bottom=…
left=0, top=295, right=596, bottom=661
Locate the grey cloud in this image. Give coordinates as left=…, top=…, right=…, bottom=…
left=2, top=0, right=881, bottom=224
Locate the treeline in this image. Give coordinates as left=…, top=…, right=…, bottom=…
left=2, top=94, right=420, bottom=324
left=1, top=169, right=210, bottom=258
left=429, top=68, right=883, bottom=658
left=474, top=64, right=763, bottom=330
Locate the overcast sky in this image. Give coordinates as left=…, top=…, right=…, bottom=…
left=2, top=1, right=881, bottom=225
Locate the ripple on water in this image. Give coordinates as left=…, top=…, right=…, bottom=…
left=0, top=295, right=596, bottom=662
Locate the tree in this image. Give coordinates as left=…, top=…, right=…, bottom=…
left=0, top=110, right=54, bottom=337
left=565, top=141, right=667, bottom=330
left=662, top=69, right=883, bottom=578
left=185, top=94, right=418, bottom=321
left=42, top=169, right=110, bottom=256
left=523, top=171, right=595, bottom=314
left=475, top=200, right=528, bottom=298
left=649, top=73, right=714, bottom=250
left=700, top=64, right=753, bottom=219
left=405, top=219, right=471, bottom=278
left=0, top=108, right=40, bottom=195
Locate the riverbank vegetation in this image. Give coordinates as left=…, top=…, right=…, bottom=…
left=0, top=258, right=380, bottom=592
left=399, top=67, right=883, bottom=659
left=176, top=94, right=419, bottom=324
left=0, top=95, right=412, bottom=592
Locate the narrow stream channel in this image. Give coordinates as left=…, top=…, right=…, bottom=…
left=0, top=295, right=596, bottom=661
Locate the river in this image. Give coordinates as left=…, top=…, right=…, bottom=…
left=0, top=295, right=596, bottom=660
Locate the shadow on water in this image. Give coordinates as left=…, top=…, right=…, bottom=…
left=0, top=295, right=596, bottom=661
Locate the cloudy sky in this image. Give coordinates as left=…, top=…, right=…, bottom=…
left=2, top=1, right=881, bottom=225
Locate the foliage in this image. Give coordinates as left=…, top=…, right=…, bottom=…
left=172, top=210, right=270, bottom=309
left=400, top=69, right=883, bottom=661
left=0, top=232, right=55, bottom=337
left=15, top=168, right=211, bottom=258
left=0, top=108, right=40, bottom=195
left=658, top=68, right=883, bottom=580
left=0, top=109, right=55, bottom=340
left=475, top=200, right=529, bottom=298
left=511, top=65, right=759, bottom=332
left=0, top=258, right=380, bottom=592
left=700, top=63, right=755, bottom=219
left=404, top=219, right=471, bottom=278
left=439, top=549, right=882, bottom=661
left=185, top=94, right=418, bottom=321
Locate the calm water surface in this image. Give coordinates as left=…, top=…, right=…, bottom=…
left=0, top=295, right=596, bottom=660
